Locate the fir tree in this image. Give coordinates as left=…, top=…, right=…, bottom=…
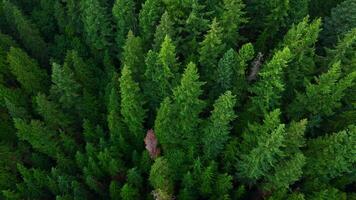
left=149, top=157, right=174, bottom=199
left=237, top=109, right=306, bottom=192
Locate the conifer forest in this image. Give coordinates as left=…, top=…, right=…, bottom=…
left=0, top=0, right=356, bottom=199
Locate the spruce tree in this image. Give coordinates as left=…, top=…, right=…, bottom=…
left=113, top=0, right=137, bottom=52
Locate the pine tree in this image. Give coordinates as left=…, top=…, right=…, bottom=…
left=138, top=0, right=164, bottom=48
left=119, top=64, right=146, bottom=148
left=199, top=18, right=226, bottom=85
left=249, top=47, right=291, bottom=116
left=202, top=91, right=236, bottom=160
left=107, top=72, right=128, bottom=152
left=80, top=0, right=112, bottom=51
left=113, top=0, right=137, bottom=52
left=1, top=0, right=48, bottom=64
left=254, top=0, right=290, bottom=51
left=220, top=0, right=247, bottom=47
left=122, top=31, right=144, bottom=81
left=7, top=47, right=49, bottom=94
left=181, top=0, right=210, bottom=60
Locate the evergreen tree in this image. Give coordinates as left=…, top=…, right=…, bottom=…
left=249, top=47, right=292, bottom=116
left=1, top=0, right=48, bottom=64
left=122, top=31, right=144, bottom=81
left=199, top=18, right=226, bottom=85
left=153, top=11, right=175, bottom=51
left=149, top=157, right=174, bottom=199
left=322, top=0, right=356, bottom=46
left=280, top=17, right=321, bottom=99
left=119, top=64, right=146, bottom=148
left=304, top=125, right=355, bottom=186
left=7, top=47, right=49, bottom=94
left=14, top=118, right=62, bottom=159
left=289, top=62, right=356, bottom=126
left=237, top=109, right=306, bottom=192
left=220, top=0, right=247, bottom=47
left=202, top=91, right=236, bottom=160
left=113, top=0, right=137, bottom=52
left=158, top=35, right=179, bottom=81
left=80, top=0, right=112, bottom=51
left=138, top=0, right=164, bottom=48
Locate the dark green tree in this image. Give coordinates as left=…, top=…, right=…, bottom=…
left=80, top=0, right=112, bottom=51
left=119, top=64, right=146, bottom=148
left=199, top=18, right=226, bottom=85
left=153, top=11, right=175, bottom=51
left=220, top=0, right=247, bottom=47
left=113, top=0, right=137, bottom=52
left=122, top=31, right=144, bottom=81
left=202, top=91, right=236, bottom=160
left=7, top=47, right=49, bottom=94
left=138, top=0, right=164, bottom=48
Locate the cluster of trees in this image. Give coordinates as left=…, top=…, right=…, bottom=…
left=0, top=0, right=355, bottom=199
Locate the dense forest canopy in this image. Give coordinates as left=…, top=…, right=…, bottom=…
left=0, top=0, right=355, bottom=199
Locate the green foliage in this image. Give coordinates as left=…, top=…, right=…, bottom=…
left=322, top=0, right=356, bottom=46
left=249, top=47, right=292, bottom=115
left=202, top=91, right=236, bottom=160
left=139, top=0, right=164, bottom=48
left=113, top=0, right=137, bottom=52
left=199, top=18, right=226, bottom=84
left=7, top=47, right=49, bottom=94
left=119, top=64, right=146, bottom=147
left=220, top=0, right=247, bottom=47
left=0, top=1, right=355, bottom=199
left=1, top=0, right=48, bottom=63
